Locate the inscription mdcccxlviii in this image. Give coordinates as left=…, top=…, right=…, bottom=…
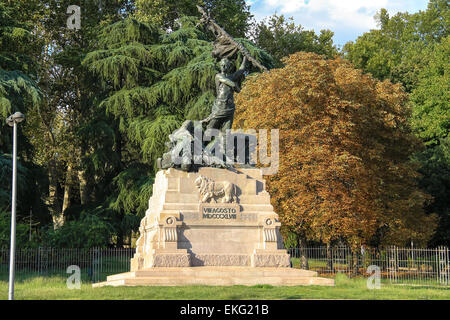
left=200, top=204, right=241, bottom=221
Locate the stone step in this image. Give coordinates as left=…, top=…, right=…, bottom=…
left=94, top=275, right=334, bottom=287
left=106, top=267, right=318, bottom=281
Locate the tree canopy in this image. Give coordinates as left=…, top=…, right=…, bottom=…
left=252, top=14, right=338, bottom=67
left=344, top=0, right=449, bottom=246
left=0, top=0, right=447, bottom=248
left=134, top=0, right=253, bottom=38
left=235, top=52, right=438, bottom=248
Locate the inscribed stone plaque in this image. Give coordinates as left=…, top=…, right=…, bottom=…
left=199, top=203, right=241, bottom=222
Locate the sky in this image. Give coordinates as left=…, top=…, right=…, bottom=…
left=247, top=0, right=430, bottom=47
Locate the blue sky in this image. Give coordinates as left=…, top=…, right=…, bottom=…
left=247, top=0, right=430, bottom=47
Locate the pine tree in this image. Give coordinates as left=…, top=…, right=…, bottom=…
left=0, top=2, right=40, bottom=131
left=83, top=15, right=273, bottom=245
left=0, top=1, right=47, bottom=236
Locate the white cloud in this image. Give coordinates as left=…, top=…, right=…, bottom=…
left=251, top=0, right=429, bottom=45
left=263, top=0, right=390, bottom=30
left=265, top=0, right=308, bottom=13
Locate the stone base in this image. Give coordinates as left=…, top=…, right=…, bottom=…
left=251, top=251, right=291, bottom=267
left=92, top=267, right=335, bottom=287
left=191, top=254, right=251, bottom=266
left=131, top=168, right=295, bottom=270
left=153, top=253, right=191, bottom=268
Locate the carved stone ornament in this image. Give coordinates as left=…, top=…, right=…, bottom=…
left=194, top=175, right=237, bottom=203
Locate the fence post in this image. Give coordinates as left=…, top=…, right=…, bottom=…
left=38, top=247, right=41, bottom=276
left=447, top=247, right=450, bottom=286
left=388, top=245, right=398, bottom=283
left=94, top=248, right=96, bottom=283
left=387, top=246, right=390, bottom=282
left=436, top=247, right=440, bottom=285
left=447, top=247, right=449, bottom=286
left=437, top=246, right=448, bottom=286
left=91, top=248, right=96, bottom=283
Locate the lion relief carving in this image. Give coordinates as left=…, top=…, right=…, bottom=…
left=194, top=175, right=237, bottom=203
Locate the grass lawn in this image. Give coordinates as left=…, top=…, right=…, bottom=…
left=1, top=273, right=449, bottom=300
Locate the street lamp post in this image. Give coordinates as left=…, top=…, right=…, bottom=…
left=6, top=112, right=25, bottom=301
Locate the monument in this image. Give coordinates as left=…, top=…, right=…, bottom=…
left=93, top=7, right=334, bottom=287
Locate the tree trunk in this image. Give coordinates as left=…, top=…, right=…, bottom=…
left=351, top=247, right=360, bottom=277
left=326, top=242, right=333, bottom=272
left=117, top=232, right=124, bottom=248
left=298, top=234, right=309, bottom=270
left=48, top=158, right=62, bottom=229
left=61, top=164, right=74, bottom=221
left=78, top=169, right=88, bottom=205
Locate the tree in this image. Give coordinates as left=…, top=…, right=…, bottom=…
left=410, top=36, right=450, bottom=146
left=0, top=1, right=41, bottom=137
left=0, top=2, right=49, bottom=236
left=83, top=15, right=272, bottom=245
left=235, top=52, right=437, bottom=258
left=252, top=14, right=338, bottom=67
left=134, top=0, right=253, bottom=38
left=343, top=1, right=449, bottom=90
left=20, top=0, right=132, bottom=229
left=410, top=36, right=450, bottom=245
left=41, top=211, right=114, bottom=248
left=344, top=0, right=450, bottom=245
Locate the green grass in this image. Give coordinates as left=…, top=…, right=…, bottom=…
left=1, top=273, right=449, bottom=300
left=291, top=257, right=350, bottom=269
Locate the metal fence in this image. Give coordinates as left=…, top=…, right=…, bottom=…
left=0, top=246, right=449, bottom=285
left=288, top=246, right=450, bottom=286
left=0, top=247, right=135, bottom=283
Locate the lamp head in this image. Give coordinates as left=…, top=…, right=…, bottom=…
left=6, top=112, right=25, bottom=127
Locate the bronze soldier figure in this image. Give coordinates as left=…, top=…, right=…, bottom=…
left=157, top=7, right=265, bottom=171
left=201, top=56, right=247, bottom=133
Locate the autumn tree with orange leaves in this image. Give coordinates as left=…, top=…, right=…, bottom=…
left=235, top=52, right=438, bottom=270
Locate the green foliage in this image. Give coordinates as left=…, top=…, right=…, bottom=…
left=135, top=0, right=253, bottom=38
left=252, top=14, right=338, bottom=67
left=0, top=153, right=50, bottom=229
left=344, top=1, right=449, bottom=88
left=42, top=213, right=114, bottom=248
left=0, top=154, right=27, bottom=211
left=80, top=14, right=274, bottom=246
left=0, top=211, right=32, bottom=248
left=84, top=16, right=272, bottom=165
left=413, top=138, right=450, bottom=245
left=343, top=0, right=450, bottom=246
left=0, top=2, right=36, bottom=73
left=5, top=0, right=449, bottom=248
left=411, top=36, right=450, bottom=145
left=0, top=70, right=41, bottom=118
left=108, top=165, right=154, bottom=217
left=0, top=2, right=41, bottom=132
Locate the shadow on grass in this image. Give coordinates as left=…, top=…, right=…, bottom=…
left=285, top=295, right=303, bottom=299
left=390, top=284, right=450, bottom=291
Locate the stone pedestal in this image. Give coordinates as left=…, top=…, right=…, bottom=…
left=95, top=167, right=334, bottom=287
left=130, top=167, right=290, bottom=270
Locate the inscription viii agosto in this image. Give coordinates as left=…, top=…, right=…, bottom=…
left=200, top=204, right=241, bottom=221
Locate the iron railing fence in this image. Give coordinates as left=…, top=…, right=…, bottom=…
left=0, top=246, right=448, bottom=285
left=0, top=247, right=135, bottom=283
left=288, top=246, right=450, bottom=286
